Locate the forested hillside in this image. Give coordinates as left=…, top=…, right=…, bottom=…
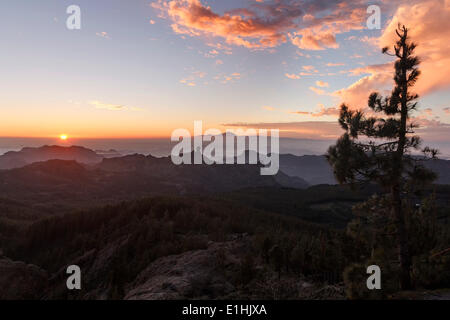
left=1, top=191, right=449, bottom=299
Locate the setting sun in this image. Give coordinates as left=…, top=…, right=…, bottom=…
left=59, top=134, right=68, bottom=140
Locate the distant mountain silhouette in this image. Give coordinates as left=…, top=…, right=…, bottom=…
left=0, top=160, right=93, bottom=197
left=96, top=153, right=309, bottom=191
left=0, top=146, right=448, bottom=189
left=0, top=145, right=102, bottom=169
left=279, top=154, right=336, bottom=185
left=278, top=154, right=450, bottom=186
left=93, top=149, right=122, bottom=158
left=422, top=158, right=450, bottom=185
left=0, top=153, right=309, bottom=210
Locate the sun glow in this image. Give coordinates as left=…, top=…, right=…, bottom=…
left=59, top=134, right=68, bottom=140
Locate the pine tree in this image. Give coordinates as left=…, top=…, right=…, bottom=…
left=327, top=25, right=438, bottom=290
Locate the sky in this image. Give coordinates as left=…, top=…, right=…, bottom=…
left=0, top=0, right=449, bottom=143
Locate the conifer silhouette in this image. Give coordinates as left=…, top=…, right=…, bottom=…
left=327, top=25, right=438, bottom=290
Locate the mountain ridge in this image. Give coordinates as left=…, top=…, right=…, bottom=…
left=1, top=145, right=449, bottom=187
left=0, top=145, right=102, bottom=170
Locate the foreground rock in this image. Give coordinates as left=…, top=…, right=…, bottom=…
left=0, top=257, right=48, bottom=299
left=125, top=239, right=249, bottom=300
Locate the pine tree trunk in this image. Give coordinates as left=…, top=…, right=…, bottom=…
left=391, top=184, right=412, bottom=290
left=392, top=31, right=412, bottom=290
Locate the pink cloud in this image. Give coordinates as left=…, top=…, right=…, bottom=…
left=290, top=30, right=338, bottom=51
left=379, top=0, right=450, bottom=96
left=422, top=108, right=433, bottom=116
left=309, top=86, right=327, bottom=95
left=180, top=70, right=207, bottom=86
left=316, top=80, right=329, bottom=88
left=95, top=31, right=110, bottom=39
left=152, top=0, right=369, bottom=51
left=214, top=72, right=242, bottom=84
left=152, top=0, right=302, bottom=49
left=312, top=105, right=340, bottom=117
left=291, top=110, right=310, bottom=115
left=302, top=65, right=316, bottom=72
left=333, top=63, right=393, bottom=108
left=289, top=4, right=366, bottom=50
left=326, top=62, right=345, bottom=67
left=335, top=0, right=450, bottom=111
left=222, top=119, right=450, bottom=141
left=285, top=73, right=301, bottom=80
left=291, top=104, right=339, bottom=118
left=223, top=121, right=342, bottom=139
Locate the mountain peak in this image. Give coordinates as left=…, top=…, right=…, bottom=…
left=0, top=145, right=103, bottom=170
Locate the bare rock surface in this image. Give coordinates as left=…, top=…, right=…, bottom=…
left=124, top=239, right=249, bottom=300
left=0, top=257, right=48, bottom=299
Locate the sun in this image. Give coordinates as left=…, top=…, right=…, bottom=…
left=59, top=134, right=68, bottom=141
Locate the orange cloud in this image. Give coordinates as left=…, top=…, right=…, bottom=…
left=152, top=0, right=301, bottom=49
left=95, top=31, right=110, bottom=39
left=289, top=5, right=366, bottom=50
left=291, top=111, right=310, bottom=115
left=285, top=73, right=301, bottom=80
left=309, top=86, right=327, bottom=95
left=291, top=104, right=339, bottom=118
left=335, top=0, right=450, bottom=110
left=214, top=72, right=241, bottom=84
left=180, top=70, right=206, bottom=86
left=422, top=108, right=433, bottom=116
left=88, top=101, right=142, bottom=111
left=222, top=119, right=450, bottom=141
left=316, top=80, right=329, bottom=88
left=312, top=105, right=339, bottom=117
left=326, top=63, right=345, bottom=67
left=152, top=0, right=369, bottom=50
left=302, top=65, right=317, bottom=72
left=333, top=63, right=393, bottom=108
left=223, top=121, right=342, bottom=139
left=290, top=30, right=338, bottom=51
left=379, top=0, right=450, bottom=96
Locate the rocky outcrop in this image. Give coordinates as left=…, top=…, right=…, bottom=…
left=0, top=257, right=48, bottom=300
left=125, top=238, right=250, bottom=300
